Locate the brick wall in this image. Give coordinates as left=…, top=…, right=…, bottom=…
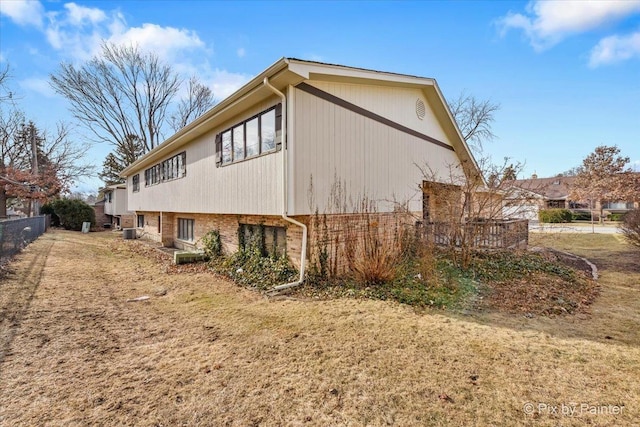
left=306, top=211, right=417, bottom=276
left=132, top=212, right=308, bottom=269
left=132, top=210, right=416, bottom=275
left=135, top=211, right=162, bottom=243
left=93, top=201, right=109, bottom=227
left=120, top=214, right=134, bottom=229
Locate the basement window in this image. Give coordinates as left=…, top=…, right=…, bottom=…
left=178, top=218, right=195, bottom=242
left=137, top=214, right=145, bottom=228
left=238, top=223, right=286, bottom=257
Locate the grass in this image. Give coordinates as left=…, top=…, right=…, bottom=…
left=0, top=230, right=639, bottom=426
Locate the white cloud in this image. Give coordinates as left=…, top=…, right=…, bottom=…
left=589, top=31, right=640, bottom=67
left=64, top=2, right=106, bottom=26
left=107, top=23, right=205, bottom=62
left=35, top=3, right=206, bottom=63
left=498, top=0, right=640, bottom=50
left=0, top=0, right=45, bottom=28
left=203, top=69, right=251, bottom=100
left=5, top=1, right=251, bottom=108
left=20, top=77, right=56, bottom=97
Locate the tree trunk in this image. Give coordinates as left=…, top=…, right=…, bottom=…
left=0, top=188, right=7, bottom=219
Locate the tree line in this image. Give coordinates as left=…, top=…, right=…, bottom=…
left=0, top=42, right=215, bottom=218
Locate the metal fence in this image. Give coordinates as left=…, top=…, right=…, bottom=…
left=0, top=216, right=49, bottom=263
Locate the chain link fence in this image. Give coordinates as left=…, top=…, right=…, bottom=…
left=0, top=216, right=50, bottom=264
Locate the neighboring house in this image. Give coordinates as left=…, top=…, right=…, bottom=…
left=120, top=58, right=482, bottom=271
left=502, top=186, right=545, bottom=221
left=102, top=184, right=134, bottom=229
left=93, top=198, right=109, bottom=227
left=511, top=175, right=639, bottom=220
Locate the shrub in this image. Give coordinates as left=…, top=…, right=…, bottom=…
left=571, top=211, right=592, bottom=221
left=218, top=234, right=298, bottom=290
left=201, top=229, right=223, bottom=258
left=538, top=209, right=572, bottom=223
left=49, top=198, right=96, bottom=231
left=620, top=209, right=640, bottom=248
left=343, top=214, right=403, bottom=286
left=40, top=203, right=61, bottom=227
left=608, top=213, right=626, bottom=222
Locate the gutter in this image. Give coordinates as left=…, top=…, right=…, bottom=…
left=263, top=77, right=307, bottom=292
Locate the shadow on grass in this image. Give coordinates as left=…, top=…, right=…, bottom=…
left=0, top=236, right=54, bottom=367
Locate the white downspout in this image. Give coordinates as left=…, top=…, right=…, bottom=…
left=263, top=77, right=307, bottom=291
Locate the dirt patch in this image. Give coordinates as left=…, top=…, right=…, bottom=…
left=531, top=246, right=598, bottom=279
left=477, top=271, right=599, bottom=317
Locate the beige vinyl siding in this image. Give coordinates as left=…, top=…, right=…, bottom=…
left=128, top=97, right=283, bottom=215
left=291, top=84, right=462, bottom=215
left=304, top=80, right=452, bottom=148
left=104, top=188, right=128, bottom=216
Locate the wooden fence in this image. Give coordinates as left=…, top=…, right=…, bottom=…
left=421, top=219, right=529, bottom=249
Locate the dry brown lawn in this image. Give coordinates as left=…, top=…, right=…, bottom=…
left=0, top=230, right=639, bottom=426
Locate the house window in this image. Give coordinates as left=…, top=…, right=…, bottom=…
left=217, top=104, right=280, bottom=166
left=137, top=214, right=145, bottom=228
left=178, top=218, right=195, bottom=242
left=145, top=152, right=186, bottom=186
left=239, top=223, right=286, bottom=257
left=233, top=125, right=245, bottom=161
left=261, top=109, right=276, bottom=152
left=602, top=201, right=634, bottom=210
left=106, top=192, right=112, bottom=203
left=132, top=174, right=140, bottom=192
left=246, top=117, right=259, bottom=157
left=546, top=200, right=565, bottom=209
left=222, top=130, right=232, bottom=164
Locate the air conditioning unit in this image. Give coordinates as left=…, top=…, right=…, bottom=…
left=123, top=228, right=137, bottom=240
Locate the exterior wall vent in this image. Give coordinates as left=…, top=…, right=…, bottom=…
left=416, top=99, right=426, bottom=120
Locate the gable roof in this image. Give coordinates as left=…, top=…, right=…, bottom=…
left=121, top=58, right=481, bottom=182
left=513, top=176, right=576, bottom=200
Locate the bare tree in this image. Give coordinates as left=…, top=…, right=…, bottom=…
left=0, top=108, right=28, bottom=217
left=569, top=145, right=633, bottom=225
left=0, top=63, right=15, bottom=104
left=620, top=209, right=640, bottom=249
left=50, top=43, right=181, bottom=154
left=39, top=122, right=95, bottom=191
left=447, top=91, right=500, bottom=153
left=169, top=76, right=215, bottom=132
left=417, top=156, right=530, bottom=268
left=0, top=119, right=93, bottom=217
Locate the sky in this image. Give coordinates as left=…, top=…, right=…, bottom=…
left=1, top=0, right=639, bottom=194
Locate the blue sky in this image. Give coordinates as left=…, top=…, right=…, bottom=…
left=1, top=0, right=639, bottom=193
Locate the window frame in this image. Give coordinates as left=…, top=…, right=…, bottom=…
left=137, top=214, right=145, bottom=228
left=132, top=174, right=140, bottom=192
left=145, top=151, right=187, bottom=187
left=238, top=223, right=286, bottom=257
left=177, top=218, right=195, bottom=242
left=217, top=105, right=280, bottom=166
